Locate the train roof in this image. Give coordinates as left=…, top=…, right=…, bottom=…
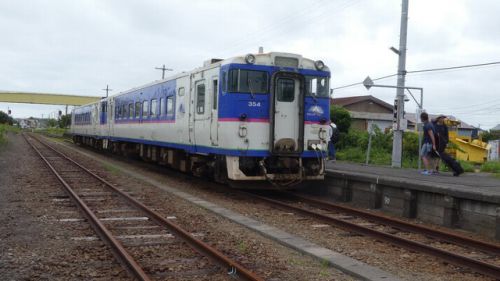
left=74, top=52, right=329, bottom=109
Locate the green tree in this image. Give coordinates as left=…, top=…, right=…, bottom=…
left=58, top=114, right=71, bottom=128
left=330, top=105, right=351, bottom=133
left=47, top=118, right=58, bottom=127
left=481, top=130, right=500, bottom=142
left=0, top=111, right=14, bottom=125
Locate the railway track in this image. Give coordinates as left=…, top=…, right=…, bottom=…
left=240, top=190, right=500, bottom=279
left=24, top=133, right=263, bottom=281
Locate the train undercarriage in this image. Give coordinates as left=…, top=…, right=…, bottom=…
left=72, top=135, right=325, bottom=189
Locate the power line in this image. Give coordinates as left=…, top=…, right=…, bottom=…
left=332, top=73, right=397, bottom=91
left=332, top=60, right=500, bottom=91
left=407, top=61, right=500, bottom=74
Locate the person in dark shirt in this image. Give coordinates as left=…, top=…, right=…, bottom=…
left=420, top=112, right=437, bottom=175
left=433, top=115, right=449, bottom=172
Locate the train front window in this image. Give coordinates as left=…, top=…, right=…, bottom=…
left=305, top=76, right=329, bottom=98
left=228, top=69, right=268, bottom=94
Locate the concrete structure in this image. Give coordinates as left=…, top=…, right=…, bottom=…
left=332, top=95, right=394, bottom=131
left=318, top=162, right=500, bottom=240
left=0, top=91, right=102, bottom=106
left=489, top=140, right=500, bottom=161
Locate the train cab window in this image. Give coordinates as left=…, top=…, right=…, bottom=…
left=160, top=98, right=165, bottom=116
left=277, top=78, right=295, bottom=102
left=305, top=76, right=329, bottom=98
left=212, top=79, right=218, bottom=110
left=151, top=99, right=157, bottom=117
left=167, top=96, right=174, bottom=116
left=142, top=101, right=149, bottom=117
left=135, top=102, right=141, bottom=118
left=196, top=83, right=205, bottom=114
left=178, top=87, right=185, bottom=96
left=228, top=69, right=268, bottom=93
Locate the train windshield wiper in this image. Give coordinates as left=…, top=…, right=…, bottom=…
left=247, top=78, right=256, bottom=99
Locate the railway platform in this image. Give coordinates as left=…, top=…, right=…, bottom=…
left=318, top=161, right=500, bottom=239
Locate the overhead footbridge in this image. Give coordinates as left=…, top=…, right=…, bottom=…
left=0, top=91, right=102, bottom=106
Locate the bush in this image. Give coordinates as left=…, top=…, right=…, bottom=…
left=330, top=105, right=351, bottom=133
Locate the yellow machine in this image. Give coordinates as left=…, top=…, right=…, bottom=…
left=444, top=119, right=490, bottom=163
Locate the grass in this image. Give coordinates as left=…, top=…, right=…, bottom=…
left=481, top=161, right=500, bottom=173
left=36, top=127, right=68, bottom=138
left=0, top=124, right=21, bottom=144
left=481, top=161, right=500, bottom=178
left=103, top=162, right=120, bottom=174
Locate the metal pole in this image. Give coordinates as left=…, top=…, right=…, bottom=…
left=392, top=0, right=409, bottom=168
left=366, top=122, right=373, bottom=165
left=417, top=89, right=423, bottom=170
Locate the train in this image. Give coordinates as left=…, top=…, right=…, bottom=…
left=70, top=52, right=331, bottom=187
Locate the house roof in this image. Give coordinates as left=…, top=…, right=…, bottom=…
left=406, top=114, right=476, bottom=130
left=331, top=95, right=393, bottom=111
left=491, top=124, right=500, bottom=131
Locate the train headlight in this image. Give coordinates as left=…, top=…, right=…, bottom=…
left=314, top=60, right=325, bottom=70
left=245, top=54, right=256, bottom=64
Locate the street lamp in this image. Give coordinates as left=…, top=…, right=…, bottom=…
left=363, top=76, right=424, bottom=169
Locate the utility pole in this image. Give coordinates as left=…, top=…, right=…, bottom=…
left=392, top=0, right=409, bottom=168
left=102, top=84, right=112, bottom=98
left=155, top=64, right=173, bottom=80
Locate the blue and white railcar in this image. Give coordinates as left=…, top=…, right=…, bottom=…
left=71, top=52, right=331, bottom=187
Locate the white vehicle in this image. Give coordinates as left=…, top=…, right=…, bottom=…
left=71, top=52, right=331, bottom=187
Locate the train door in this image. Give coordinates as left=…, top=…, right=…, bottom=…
left=188, top=75, right=195, bottom=144
left=92, top=104, right=99, bottom=136
left=193, top=79, right=207, bottom=148
left=210, top=76, right=219, bottom=146
left=108, top=99, right=114, bottom=137
left=271, top=73, right=304, bottom=154
left=99, top=101, right=107, bottom=138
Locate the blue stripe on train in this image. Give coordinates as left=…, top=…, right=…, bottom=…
left=74, top=133, right=326, bottom=158
left=218, top=63, right=330, bottom=122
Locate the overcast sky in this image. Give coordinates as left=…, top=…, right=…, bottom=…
left=1, top=0, right=499, bottom=129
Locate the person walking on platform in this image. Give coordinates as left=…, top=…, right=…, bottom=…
left=433, top=115, right=464, bottom=176
left=328, top=123, right=339, bottom=161
left=433, top=115, right=448, bottom=173
left=420, top=112, right=437, bottom=175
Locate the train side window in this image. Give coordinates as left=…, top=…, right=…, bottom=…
left=160, top=98, right=165, bottom=116
left=135, top=102, right=141, bottom=118
left=167, top=96, right=174, bottom=116
left=142, top=101, right=149, bottom=117
left=178, top=87, right=185, bottom=96
left=129, top=103, right=134, bottom=119
left=196, top=83, right=205, bottom=115
left=151, top=99, right=157, bottom=117
left=222, top=72, right=227, bottom=92
left=212, top=79, right=218, bottom=110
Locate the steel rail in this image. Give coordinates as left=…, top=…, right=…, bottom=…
left=243, top=191, right=500, bottom=279
left=31, top=134, right=263, bottom=281
left=287, top=193, right=500, bottom=255
left=23, top=133, right=152, bottom=281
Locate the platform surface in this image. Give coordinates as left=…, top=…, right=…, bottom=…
left=325, top=161, right=500, bottom=204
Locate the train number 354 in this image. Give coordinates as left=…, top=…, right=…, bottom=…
left=248, top=101, right=261, bottom=107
